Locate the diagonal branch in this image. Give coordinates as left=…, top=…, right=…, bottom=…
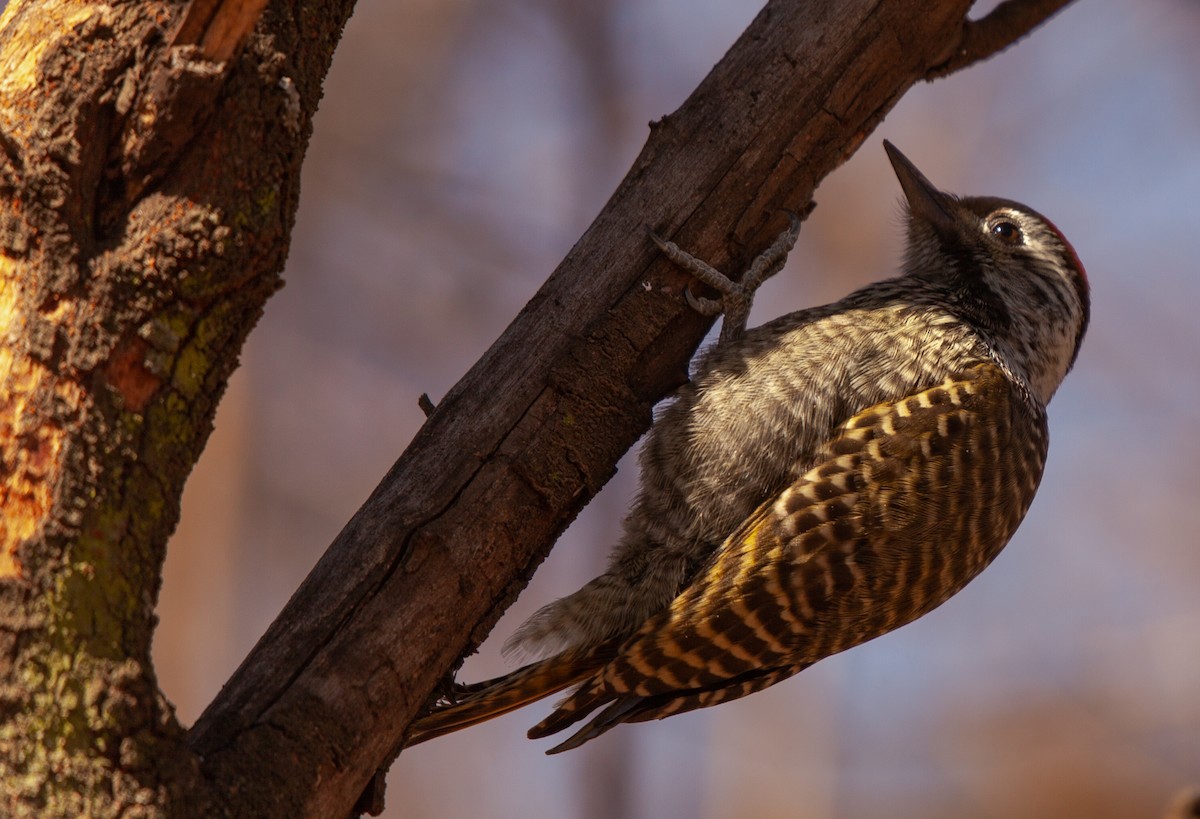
left=186, top=0, right=1078, bottom=816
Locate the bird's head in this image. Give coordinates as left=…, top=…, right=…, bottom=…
left=884, top=140, right=1089, bottom=406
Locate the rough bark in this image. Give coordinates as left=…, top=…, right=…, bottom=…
left=0, top=0, right=1072, bottom=816
left=0, top=0, right=352, bottom=815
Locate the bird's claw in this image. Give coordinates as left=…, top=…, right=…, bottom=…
left=684, top=286, right=723, bottom=317
left=649, top=211, right=803, bottom=343
left=431, top=670, right=485, bottom=707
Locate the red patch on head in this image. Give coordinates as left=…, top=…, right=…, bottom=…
left=1042, top=216, right=1088, bottom=290
left=1039, top=215, right=1090, bottom=368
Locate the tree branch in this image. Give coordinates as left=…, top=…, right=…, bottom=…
left=926, top=0, right=1074, bottom=78
left=183, top=0, right=1077, bottom=816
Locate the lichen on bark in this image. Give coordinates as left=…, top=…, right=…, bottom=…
left=0, top=0, right=351, bottom=814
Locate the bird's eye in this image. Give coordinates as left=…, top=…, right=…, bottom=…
left=989, top=218, right=1022, bottom=244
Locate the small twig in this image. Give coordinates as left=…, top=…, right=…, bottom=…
left=417, top=393, right=436, bottom=417
left=926, top=0, right=1074, bottom=78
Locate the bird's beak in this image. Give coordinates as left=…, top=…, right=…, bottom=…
left=883, top=141, right=957, bottom=235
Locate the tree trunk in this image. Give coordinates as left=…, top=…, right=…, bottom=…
left=0, top=0, right=353, bottom=815
left=0, top=0, right=1071, bottom=816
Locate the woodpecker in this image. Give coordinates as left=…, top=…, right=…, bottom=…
left=406, top=141, right=1090, bottom=753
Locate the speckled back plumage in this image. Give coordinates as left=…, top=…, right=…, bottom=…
left=528, top=363, right=1047, bottom=751
left=506, top=282, right=994, bottom=660
left=406, top=142, right=1089, bottom=753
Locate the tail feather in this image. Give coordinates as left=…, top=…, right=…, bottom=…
left=544, top=695, right=641, bottom=754
left=404, top=648, right=611, bottom=747
left=525, top=679, right=610, bottom=741
left=536, top=664, right=807, bottom=753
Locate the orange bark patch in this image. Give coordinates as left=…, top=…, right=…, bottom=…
left=104, top=336, right=161, bottom=413
left=0, top=2, right=103, bottom=103
left=0, top=349, right=62, bottom=582
left=1, top=260, right=72, bottom=580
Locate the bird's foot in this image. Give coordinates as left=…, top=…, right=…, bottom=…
left=431, top=670, right=484, bottom=707
left=648, top=210, right=802, bottom=343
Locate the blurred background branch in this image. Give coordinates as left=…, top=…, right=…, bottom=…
left=1164, top=788, right=1200, bottom=819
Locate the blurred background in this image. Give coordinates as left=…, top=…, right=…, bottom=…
left=153, top=1, right=1200, bottom=817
